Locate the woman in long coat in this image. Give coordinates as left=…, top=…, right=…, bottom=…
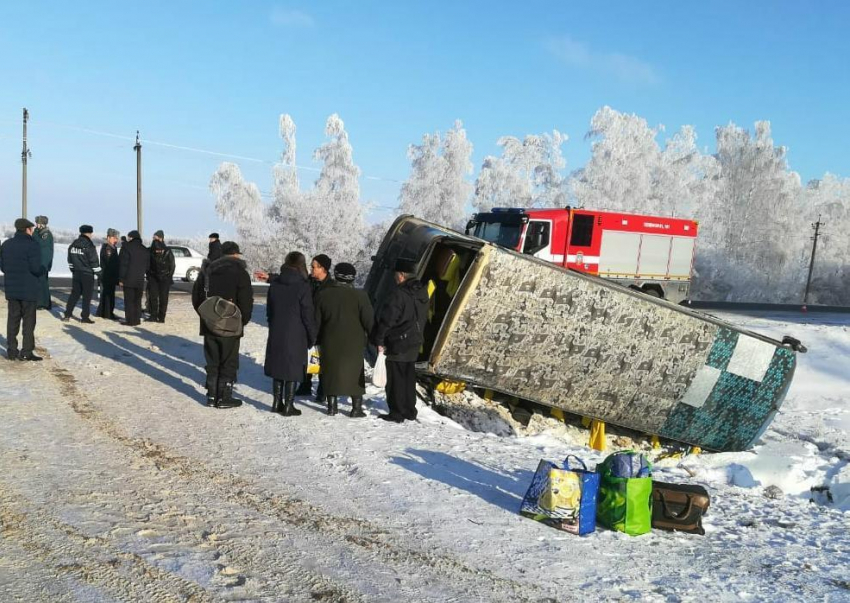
left=314, top=262, right=374, bottom=417
left=264, top=252, right=318, bottom=416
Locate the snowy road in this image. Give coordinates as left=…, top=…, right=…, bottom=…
left=0, top=295, right=848, bottom=602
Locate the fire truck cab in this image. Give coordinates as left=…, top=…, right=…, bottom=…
left=466, top=207, right=698, bottom=304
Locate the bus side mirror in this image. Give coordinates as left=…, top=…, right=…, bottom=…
left=465, top=220, right=475, bottom=235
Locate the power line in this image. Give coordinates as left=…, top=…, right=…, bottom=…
left=27, top=118, right=402, bottom=183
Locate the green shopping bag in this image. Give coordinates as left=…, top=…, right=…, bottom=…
left=596, top=451, right=653, bottom=536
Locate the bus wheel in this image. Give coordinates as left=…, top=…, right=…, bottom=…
left=642, top=286, right=663, bottom=298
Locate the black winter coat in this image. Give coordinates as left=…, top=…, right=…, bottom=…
left=191, top=256, right=254, bottom=337
left=371, top=279, right=430, bottom=362
left=0, top=232, right=46, bottom=302
left=68, top=235, right=101, bottom=277
left=315, top=280, right=374, bottom=396
left=100, top=243, right=120, bottom=285
left=264, top=269, right=318, bottom=381
left=149, top=240, right=176, bottom=281
left=208, top=240, right=222, bottom=261
left=119, top=238, right=150, bottom=288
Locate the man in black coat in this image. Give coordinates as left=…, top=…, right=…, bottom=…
left=0, top=218, right=47, bottom=361
left=208, top=233, right=222, bottom=261
left=119, top=230, right=150, bottom=326
left=148, top=238, right=176, bottom=323
left=370, top=258, right=429, bottom=423
left=192, top=241, right=254, bottom=408
left=63, top=224, right=101, bottom=324
left=96, top=228, right=120, bottom=319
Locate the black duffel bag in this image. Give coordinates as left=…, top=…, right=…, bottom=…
left=651, top=481, right=710, bottom=535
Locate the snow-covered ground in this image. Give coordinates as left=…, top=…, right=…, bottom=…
left=0, top=295, right=847, bottom=602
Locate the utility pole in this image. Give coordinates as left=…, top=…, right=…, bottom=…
left=802, top=215, right=823, bottom=308
left=21, top=108, right=31, bottom=219
left=134, top=130, right=142, bottom=235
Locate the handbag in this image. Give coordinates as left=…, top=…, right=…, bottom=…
left=651, top=481, right=710, bottom=535
left=596, top=451, right=653, bottom=536
left=519, top=455, right=600, bottom=535
left=196, top=267, right=243, bottom=337
left=372, top=351, right=387, bottom=387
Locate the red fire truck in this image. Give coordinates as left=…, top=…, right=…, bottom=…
left=466, top=207, right=698, bottom=304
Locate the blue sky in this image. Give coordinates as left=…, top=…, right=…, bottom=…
left=1, top=1, right=848, bottom=237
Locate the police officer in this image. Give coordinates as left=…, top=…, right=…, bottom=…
left=148, top=233, right=176, bottom=323
left=34, top=215, right=54, bottom=310
left=63, top=224, right=101, bottom=324
left=96, top=228, right=120, bottom=319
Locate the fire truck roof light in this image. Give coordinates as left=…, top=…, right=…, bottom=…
left=491, top=207, right=526, bottom=214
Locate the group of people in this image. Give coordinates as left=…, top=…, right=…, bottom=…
left=194, top=246, right=428, bottom=424
left=2, top=217, right=428, bottom=424
left=63, top=226, right=179, bottom=326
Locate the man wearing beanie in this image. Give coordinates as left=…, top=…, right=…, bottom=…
left=34, top=215, right=54, bottom=310
left=0, top=218, right=47, bottom=360
left=96, top=228, right=121, bottom=319
left=370, top=258, right=429, bottom=423
left=118, top=230, right=149, bottom=326
left=314, top=261, right=374, bottom=417
left=192, top=241, right=254, bottom=408
left=63, top=225, right=101, bottom=324
left=208, top=233, right=222, bottom=261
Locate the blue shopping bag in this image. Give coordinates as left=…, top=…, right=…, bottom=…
left=519, top=455, right=600, bottom=535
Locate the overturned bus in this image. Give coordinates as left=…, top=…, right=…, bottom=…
left=365, top=216, right=805, bottom=453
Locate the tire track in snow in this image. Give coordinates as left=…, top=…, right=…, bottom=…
left=43, top=362, right=549, bottom=602
left=0, top=484, right=211, bottom=603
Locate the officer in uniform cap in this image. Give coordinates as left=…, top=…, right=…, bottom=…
left=33, top=215, right=54, bottom=309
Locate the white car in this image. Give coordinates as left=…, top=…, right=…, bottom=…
left=169, top=245, right=206, bottom=282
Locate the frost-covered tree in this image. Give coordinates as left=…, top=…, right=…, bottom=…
left=210, top=113, right=368, bottom=273
left=692, top=121, right=806, bottom=302
left=569, top=107, right=719, bottom=218
left=304, top=113, right=367, bottom=268
left=473, top=130, right=568, bottom=211
left=799, top=174, right=850, bottom=303
left=399, top=120, right=473, bottom=229
left=570, top=108, right=659, bottom=213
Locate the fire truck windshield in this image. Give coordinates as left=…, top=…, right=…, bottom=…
left=472, top=219, right=523, bottom=249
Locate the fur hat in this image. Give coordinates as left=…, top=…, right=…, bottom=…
left=333, top=262, right=357, bottom=283
left=14, top=218, right=34, bottom=231
left=312, top=254, right=332, bottom=273
left=208, top=232, right=220, bottom=239
left=221, top=241, right=241, bottom=255
left=79, top=224, right=94, bottom=234
left=394, top=258, right=418, bottom=274
left=127, top=230, right=141, bottom=239
left=34, top=215, right=48, bottom=226
left=153, top=229, right=164, bottom=239
left=107, top=228, right=120, bottom=238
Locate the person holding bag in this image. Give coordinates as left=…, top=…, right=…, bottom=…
left=370, top=258, right=429, bottom=423
left=263, top=252, right=317, bottom=417
left=191, top=241, right=254, bottom=408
